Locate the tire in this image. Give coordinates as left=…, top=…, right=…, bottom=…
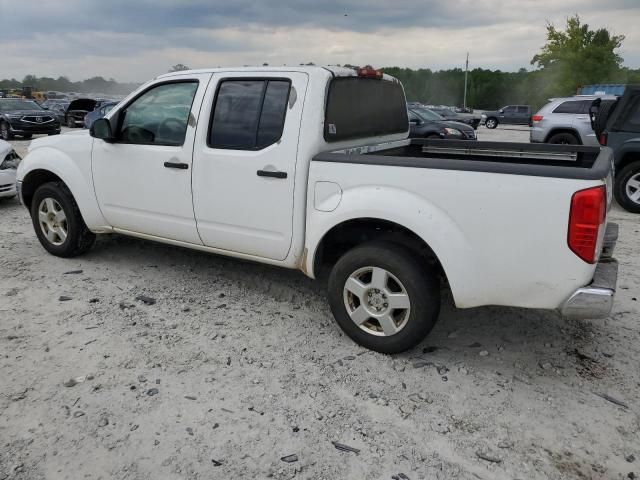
left=21, top=134, right=32, bottom=140
left=593, top=99, right=618, bottom=138
left=614, top=160, right=640, bottom=213
left=30, top=181, right=96, bottom=257
left=327, top=241, right=440, bottom=354
left=0, top=121, right=13, bottom=140
left=485, top=117, right=498, bottom=129
left=548, top=132, right=579, bottom=145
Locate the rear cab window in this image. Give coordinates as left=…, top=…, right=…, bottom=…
left=324, top=77, right=407, bottom=142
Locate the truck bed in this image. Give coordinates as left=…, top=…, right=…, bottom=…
left=316, top=139, right=613, bottom=180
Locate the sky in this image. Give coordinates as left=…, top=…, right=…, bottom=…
left=0, top=0, right=638, bottom=83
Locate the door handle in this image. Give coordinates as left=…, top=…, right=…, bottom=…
left=164, top=161, right=189, bottom=170
left=257, top=170, right=287, bottom=179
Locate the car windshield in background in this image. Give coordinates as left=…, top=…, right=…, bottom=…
left=0, top=99, right=44, bottom=111
left=413, top=108, right=444, bottom=121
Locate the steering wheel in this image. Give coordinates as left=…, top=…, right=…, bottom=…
left=157, top=118, right=185, bottom=143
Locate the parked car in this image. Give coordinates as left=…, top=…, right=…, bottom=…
left=408, top=106, right=476, bottom=140
left=590, top=86, right=640, bottom=212
left=482, top=105, right=532, bottom=129
left=0, top=139, right=20, bottom=200
left=0, top=98, right=61, bottom=140
left=65, top=98, right=101, bottom=128
left=40, top=99, right=70, bottom=124
left=84, top=101, right=118, bottom=129
left=426, top=106, right=481, bottom=129
left=16, top=66, right=619, bottom=353
left=530, top=96, right=617, bottom=146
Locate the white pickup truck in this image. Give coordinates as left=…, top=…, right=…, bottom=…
left=16, top=66, right=619, bottom=353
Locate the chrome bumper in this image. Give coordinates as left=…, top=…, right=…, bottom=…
left=561, top=223, right=618, bottom=319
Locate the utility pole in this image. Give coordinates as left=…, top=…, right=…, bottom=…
left=463, top=52, right=469, bottom=109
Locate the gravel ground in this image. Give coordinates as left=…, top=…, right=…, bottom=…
left=1, top=126, right=639, bottom=480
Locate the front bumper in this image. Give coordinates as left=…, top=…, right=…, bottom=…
left=560, top=223, right=618, bottom=319
left=0, top=170, right=17, bottom=198
left=9, top=121, right=60, bottom=135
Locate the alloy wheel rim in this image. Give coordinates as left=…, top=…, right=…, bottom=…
left=626, top=172, right=640, bottom=204
left=38, top=197, right=68, bottom=246
left=343, top=266, right=411, bottom=337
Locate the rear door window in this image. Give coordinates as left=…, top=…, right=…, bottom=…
left=620, top=95, right=640, bottom=133
left=553, top=101, right=590, bottom=114
left=209, top=79, right=290, bottom=150
left=324, top=77, right=407, bottom=142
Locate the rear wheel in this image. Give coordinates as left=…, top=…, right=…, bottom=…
left=0, top=121, right=13, bottom=140
left=548, top=132, right=579, bottom=145
left=485, top=117, right=498, bottom=129
left=328, top=241, right=440, bottom=353
left=30, top=182, right=96, bottom=257
left=614, top=161, right=640, bottom=213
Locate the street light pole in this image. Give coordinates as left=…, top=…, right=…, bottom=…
left=463, top=52, right=469, bottom=109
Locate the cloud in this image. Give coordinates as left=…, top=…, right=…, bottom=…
left=0, top=0, right=637, bottom=81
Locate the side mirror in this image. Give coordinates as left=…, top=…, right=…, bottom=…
left=90, top=118, right=114, bottom=141
left=499, top=109, right=504, bottom=114
left=409, top=119, right=420, bottom=125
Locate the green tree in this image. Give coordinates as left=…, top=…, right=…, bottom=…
left=169, top=64, right=190, bottom=72
left=531, top=15, right=625, bottom=96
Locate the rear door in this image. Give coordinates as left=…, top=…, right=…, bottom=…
left=191, top=72, right=308, bottom=261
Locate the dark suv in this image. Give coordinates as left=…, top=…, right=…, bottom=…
left=482, top=105, right=532, bottom=129
left=0, top=98, right=61, bottom=140
left=592, top=86, right=640, bottom=212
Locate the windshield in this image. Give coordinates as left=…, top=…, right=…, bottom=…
left=0, top=99, right=44, bottom=111
left=412, top=108, right=444, bottom=121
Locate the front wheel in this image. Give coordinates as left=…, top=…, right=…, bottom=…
left=328, top=242, right=440, bottom=353
left=614, top=161, right=640, bottom=213
left=31, top=182, right=96, bottom=257
left=485, top=118, right=498, bottom=129
left=21, top=133, right=33, bottom=139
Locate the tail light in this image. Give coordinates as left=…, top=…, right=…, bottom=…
left=532, top=115, right=544, bottom=122
left=568, top=186, right=606, bottom=263
left=357, top=66, right=383, bottom=79
left=598, top=132, right=608, bottom=146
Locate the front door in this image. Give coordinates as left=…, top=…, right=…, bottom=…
left=92, top=75, right=210, bottom=244
left=192, top=72, right=308, bottom=261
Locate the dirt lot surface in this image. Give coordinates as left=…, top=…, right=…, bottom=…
left=1, top=127, right=639, bottom=480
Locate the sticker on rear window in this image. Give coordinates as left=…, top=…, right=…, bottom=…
left=328, top=123, right=337, bottom=135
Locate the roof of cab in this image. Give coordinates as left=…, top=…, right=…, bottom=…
left=156, top=65, right=398, bottom=82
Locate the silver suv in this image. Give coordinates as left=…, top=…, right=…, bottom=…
left=530, top=95, right=617, bottom=145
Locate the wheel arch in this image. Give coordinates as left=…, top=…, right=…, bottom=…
left=303, top=185, right=479, bottom=307
left=544, top=128, right=582, bottom=144
left=18, top=148, right=108, bottom=229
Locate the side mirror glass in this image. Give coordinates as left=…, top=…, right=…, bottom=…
left=499, top=109, right=504, bottom=114
left=91, top=118, right=114, bottom=141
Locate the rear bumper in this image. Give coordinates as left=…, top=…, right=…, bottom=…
left=560, top=223, right=619, bottom=319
